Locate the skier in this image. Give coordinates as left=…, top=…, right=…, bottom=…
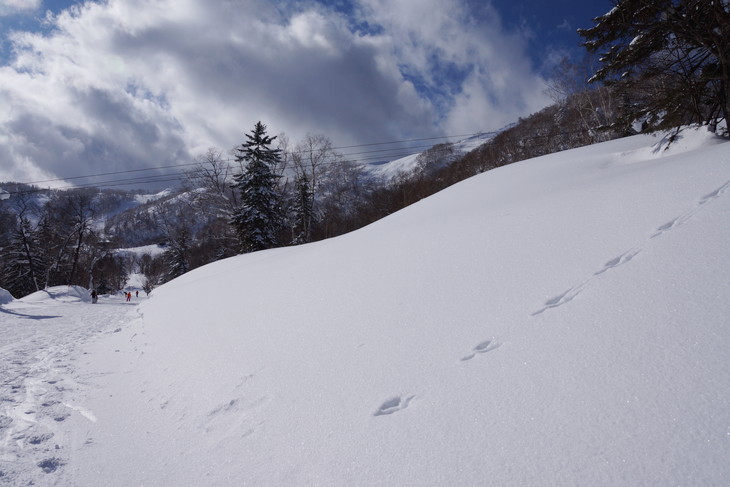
left=90, top=290, right=98, bottom=304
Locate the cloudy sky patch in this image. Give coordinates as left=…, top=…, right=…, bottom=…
left=0, top=0, right=608, bottom=187
left=0, top=0, right=42, bottom=16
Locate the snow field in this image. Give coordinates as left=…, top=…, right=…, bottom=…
left=1, top=128, right=729, bottom=486
left=0, top=289, right=142, bottom=485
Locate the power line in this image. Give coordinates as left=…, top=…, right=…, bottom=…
left=5, top=127, right=598, bottom=196
left=9, top=131, right=493, bottom=190
left=4, top=146, right=433, bottom=194
left=22, top=162, right=201, bottom=186
left=330, top=132, right=489, bottom=150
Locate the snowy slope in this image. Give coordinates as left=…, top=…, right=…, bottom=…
left=365, top=131, right=499, bottom=181
left=3, top=128, right=729, bottom=486
left=134, top=188, right=174, bottom=205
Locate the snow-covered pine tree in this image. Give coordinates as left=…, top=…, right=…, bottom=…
left=230, top=122, right=284, bottom=253
left=579, top=0, right=730, bottom=133
left=163, top=224, right=190, bottom=280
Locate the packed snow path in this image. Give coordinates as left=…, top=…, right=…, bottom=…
left=0, top=292, right=139, bottom=486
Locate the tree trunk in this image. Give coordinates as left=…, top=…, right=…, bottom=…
left=19, top=223, right=40, bottom=292
left=68, top=225, right=85, bottom=285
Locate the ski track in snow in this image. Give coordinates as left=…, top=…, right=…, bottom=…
left=533, top=179, right=730, bottom=316
left=0, top=296, right=136, bottom=486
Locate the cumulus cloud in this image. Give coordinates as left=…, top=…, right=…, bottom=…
left=356, top=0, right=551, bottom=133
left=0, top=0, right=551, bottom=187
left=0, top=0, right=41, bottom=16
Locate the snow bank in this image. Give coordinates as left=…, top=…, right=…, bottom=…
left=618, top=125, right=726, bottom=164
left=17, top=285, right=91, bottom=304
left=68, top=129, right=730, bottom=486
left=0, top=287, right=15, bottom=305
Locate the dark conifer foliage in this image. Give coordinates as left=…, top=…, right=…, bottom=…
left=230, top=122, right=284, bottom=253
left=164, top=224, right=190, bottom=280
left=579, top=0, right=730, bottom=133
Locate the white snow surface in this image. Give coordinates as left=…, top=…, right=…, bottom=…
left=134, top=188, right=174, bottom=205
left=124, top=272, right=147, bottom=290
left=17, top=286, right=91, bottom=305
left=1, top=128, right=730, bottom=486
left=366, top=132, right=498, bottom=181
left=115, top=244, right=166, bottom=258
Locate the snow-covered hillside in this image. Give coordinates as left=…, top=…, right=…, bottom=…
left=1, top=128, right=729, bottom=486
left=365, top=131, right=501, bottom=181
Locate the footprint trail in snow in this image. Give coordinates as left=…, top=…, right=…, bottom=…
left=0, top=294, right=137, bottom=486
left=533, top=179, right=730, bottom=315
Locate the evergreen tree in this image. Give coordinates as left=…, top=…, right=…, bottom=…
left=164, top=224, right=190, bottom=280
left=230, top=122, right=283, bottom=253
left=579, top=0, right=730, bottom=133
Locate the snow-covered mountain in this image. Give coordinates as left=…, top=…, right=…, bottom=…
left=364, top=130, right=507, bottom=181
left=1, top=127, right=729, bottom=486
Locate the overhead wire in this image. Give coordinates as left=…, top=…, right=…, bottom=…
left=7, top=127, right=599, bottom=195
left=5, top=125, right=600, bottom=195
left=5, top=131, right=496, bottom=194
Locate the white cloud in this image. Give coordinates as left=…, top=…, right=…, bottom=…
left=0, top=0, right=41, bottom=16
left=0, top=0, right=551, bottom=186
left=356, top=0, right=551, bottom=134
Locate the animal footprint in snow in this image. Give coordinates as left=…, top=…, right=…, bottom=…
left=700, top=180, right=730, bottom=205
left=651, top=216, right=686, bottom=238
left=374, top=395, right=414, bottom=416
left=461, top=339, right=502, bottom=361
left=532, top=283, right=586, bottom=316
left=594, top=249, right=640, bottom=276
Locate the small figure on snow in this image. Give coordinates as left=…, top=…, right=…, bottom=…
left=90, top=290, right=98, bottom=304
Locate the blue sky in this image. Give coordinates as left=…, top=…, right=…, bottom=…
left=0, top=0, right=611, bottom=186
left=489, top=0, right=605, bottom=61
